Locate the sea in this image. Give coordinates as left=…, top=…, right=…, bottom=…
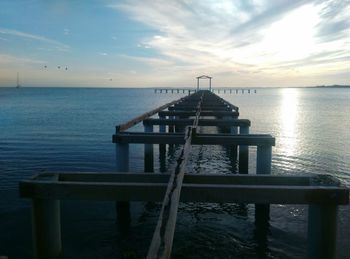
left=0, top=87, right=349, bottom=258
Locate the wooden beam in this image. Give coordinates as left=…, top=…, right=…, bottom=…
left=143, top=118, right=251, bottom=127
left=53, top=172, right=311, bottom=185
left=113, top=132, right=275, bottom=146
left=19, top=181, right=349, bottom=205
left=158, top=110, right=239, bottom=117
left=168, top=106, right=232, bottom=111
left=116, top=95, right=190, bottom=132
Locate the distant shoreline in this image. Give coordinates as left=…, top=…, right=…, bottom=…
left=0, top=85, right=349, bottom=89
left=310, top=85, right=350, bottom=88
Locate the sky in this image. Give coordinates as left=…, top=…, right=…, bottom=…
left=0, top=0, right=349, bottom=87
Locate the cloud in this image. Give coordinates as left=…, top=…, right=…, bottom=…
left=0, top=28, right=70, bottom=51
left=110, top=0, right=350, bottom=85
left=316, top=0, right=350, bottom=42
left=117, top=54, right=174, bottom=67
left=0, top=53, right=45, bottom=65
left=63, top=28, right=70, bottom=35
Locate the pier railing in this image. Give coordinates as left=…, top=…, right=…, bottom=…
left=20, top=90, right=349, bottom=259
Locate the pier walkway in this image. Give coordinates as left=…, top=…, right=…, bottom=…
left=20, top=90, right=348, bottom=259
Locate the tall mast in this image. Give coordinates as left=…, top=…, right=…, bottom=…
left=16, top=72, right=20, bottom=88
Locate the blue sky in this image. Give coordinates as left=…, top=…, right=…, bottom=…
left=0, top=0, right=349, bottom=87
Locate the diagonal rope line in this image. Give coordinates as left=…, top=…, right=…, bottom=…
left=147, top=93, right=204, bottom=259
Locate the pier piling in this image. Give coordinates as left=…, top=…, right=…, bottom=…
left=239, top=125, right=250, bottom=173
left=144, top=124, right=154, bottom=172
left=32, top=198, right=61, bottom=259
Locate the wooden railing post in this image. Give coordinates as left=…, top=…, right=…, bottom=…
left=30, top=174, right=61, bottom=259
left=239, top=125, right=249, bottom=174
left=159, top=115, right=166, bottom=133
left=255, top=145, right=272, bottom=225
left=307, top=205, right=338, bottom=259
left=256, top=145, right=272, bottom=174
left=144, top=124, right=154, bottom=172
left=115, top=127, right=130, bottom=228
left=32, top=199, right=61, bottom=259
left=159, top=115, right=166, bottom=172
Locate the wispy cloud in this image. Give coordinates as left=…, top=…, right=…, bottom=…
left=0, top=28, right=70, bottom=51
left=110, top=0, right=350, bottom=85
left=63, top=28, right=70, bottom=36
left=0, top=53, right=45, bottom=65
left=117, top=54, right=174, bottom=66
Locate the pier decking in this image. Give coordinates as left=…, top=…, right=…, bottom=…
left=20, top=90, right=349, bottom=259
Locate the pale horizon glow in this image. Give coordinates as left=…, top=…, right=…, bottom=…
left=0, top=0, right=349, bottom=87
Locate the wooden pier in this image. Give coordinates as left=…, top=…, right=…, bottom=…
left=154, top=88, right=257, bottom=94
left=20, top=90, right=348, bottom=259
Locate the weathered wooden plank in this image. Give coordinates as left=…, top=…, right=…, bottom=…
left=173, top=104, right=229, bottom=108
left=158, top=110, right=239, bottom=117
left=113, top=132, right=275, bottom=146
left=116, top=95, right=189, bottom=132
left=168, top=106, right=232, bottom=111
left=19, top=181, right=349, bottom=204
left=56, top=172, right=312, bottom=185
left=147, top=95, right=203, bottom=258
left=113, top=132, right=184, bottom=144
left=143, top=118, right=251, bottom=127
left=147, top=126, right=194, bottom=259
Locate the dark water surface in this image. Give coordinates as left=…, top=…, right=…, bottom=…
left=0, top=87, right=349, bottom=258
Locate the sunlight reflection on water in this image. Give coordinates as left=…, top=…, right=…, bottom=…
left=279, top=88, right=299, bottom=158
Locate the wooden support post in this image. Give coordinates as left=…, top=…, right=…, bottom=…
left=144, top=124, right=154, bottom=172
left=116, top=143, right=129, bottom=172
left=255, top=145, right=272, bottom=229
left=167, top=116, right=175, bottom=151
left=115, top=142, right=131, bottom=228
left=159, top=115, right=166, bottom=133
left=32, top=198, right=61, bottom=259
left=256, top=145, right=272, bottom=174
left=223, top=116, right=238, bottom=173
left=307, top=205, right=338, bottom=259
left=168, top=116, right=174, bottom=133
left=239, top=125, right=249, bottom=174
left=159, top=115, right=166, bottom=172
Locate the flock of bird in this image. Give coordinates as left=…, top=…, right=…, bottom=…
left=42, top=65, right=113, bottom=81
left=44, top=65, right=68, bottom=70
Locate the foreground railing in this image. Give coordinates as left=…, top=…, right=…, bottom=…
left=20, top=173, right=348, bottom=259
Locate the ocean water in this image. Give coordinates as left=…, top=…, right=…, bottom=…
left=0, top=87, right=349, bottom=258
